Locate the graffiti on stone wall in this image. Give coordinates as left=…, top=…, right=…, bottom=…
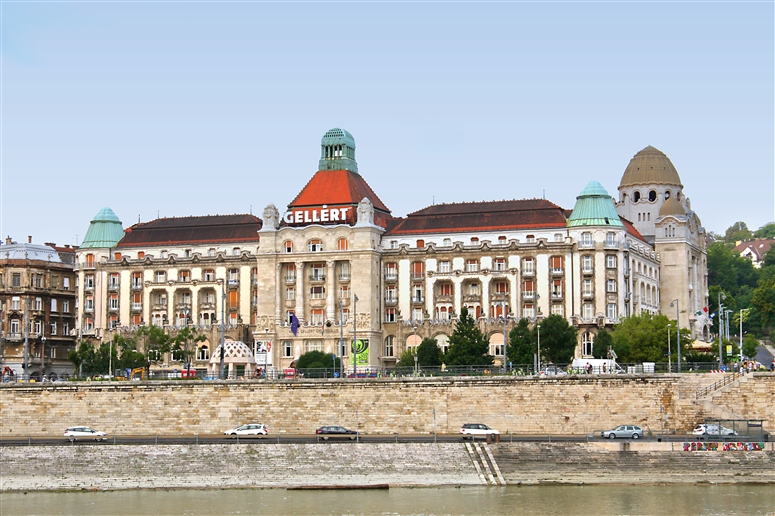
left=683, top=442, right=764, bottom=452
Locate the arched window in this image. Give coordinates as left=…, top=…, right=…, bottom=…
left=283, top=240, right=293, bottom=253
left=308, top=239, right=323, bottom=252
left=582, top=332, right=595, bottom=357
left=337, top=238, right=348, bottom=251
left=384, top=336, right=395, bottom=357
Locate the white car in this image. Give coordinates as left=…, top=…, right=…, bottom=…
left=692, top=424, right=737, bottom=436
left=64, top=426, right=108, bottom=442
left=224, top=423, right=268, bottom=437
left=460, top=423, right=500, bottom=440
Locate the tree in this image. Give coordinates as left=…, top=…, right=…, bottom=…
left=296, top=350, right=340, bottom=370
left=743, top=334, right=760, bottom=359
left=707, top=242, right=759, bottom=297
left=506, top=318, right=535, bottom=366
left=111, top=335, right=146, bottom=372
left=592, top=329, right=613, bottom=359
left=416, top=337, right=442, bottom=367
left=396, top=347, right=416, bottom=368
left=172, top=326, right=207, bottom=370
left=136, top=325, right=173, bottom=369
left=751, top=277, right=775, bottom=328
left=724, top=221, right=752, bottom=244
left=610, top=312, right=672, bottom=363
left=753, top=222, right=775, bottom=239
left=535, top=314, right=577, bottom=364
left=445, top=307, right=493, bottom=366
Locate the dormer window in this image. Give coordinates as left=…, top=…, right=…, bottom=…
left=470, top=237, right=479, bottom=245
left=416, top=239, right=425, bottom=249
left=526, top=235, right=536, bottom=243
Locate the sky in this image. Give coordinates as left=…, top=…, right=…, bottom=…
left=1, top=1, right=773, bottom=247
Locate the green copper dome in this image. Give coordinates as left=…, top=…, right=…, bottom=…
left=319, top=127, right=358, bottom=174
left=567, top=181, right=623, bottom=227
left=80, top=207, right=124, bottom=248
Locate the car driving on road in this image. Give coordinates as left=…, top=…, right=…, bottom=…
left=460, top=423, right=500, bottom=440
left=224, top=423, right=268, bottom=437
left=316, top=425, right=357, bottom=440
left=601, top=425, right=643, bottom=439
left=64, top=426, right=108, bottom=442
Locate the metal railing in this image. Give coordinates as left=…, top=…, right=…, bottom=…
left=695, top=372, right=741, bottom=399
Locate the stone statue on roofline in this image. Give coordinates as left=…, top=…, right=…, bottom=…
left=262, top=204, right=280, bottom=231
left=356, top=198, right=374, bottom=227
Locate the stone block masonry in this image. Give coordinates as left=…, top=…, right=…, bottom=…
left=0, top=374, right=773, bottom=437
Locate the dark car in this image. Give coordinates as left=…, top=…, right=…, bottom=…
left=316, top=425, right=357, bottom=440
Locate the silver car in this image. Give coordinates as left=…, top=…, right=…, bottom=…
left=224, top=423, right=268, bottom=437
left=601, top=425, right=643, bottom=439
left=64, top=426, right=108, bottom=442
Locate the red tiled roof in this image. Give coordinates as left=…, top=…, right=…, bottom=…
left=385, top=199, right=568, bottom=235
left=117, top=214, right=262, bottom=247
left=288, top=169, right=390, bottom=213
left=620, top=218, right=647, bottom=242
left=734, top=239, right=775, bottom=262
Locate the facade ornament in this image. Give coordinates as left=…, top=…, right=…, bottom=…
left=262, top=204, right=280, bottom=231
left=356, top=197, right=374, bottom=227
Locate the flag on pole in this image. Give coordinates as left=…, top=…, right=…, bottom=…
left=290, top=313, right=300, bottom=336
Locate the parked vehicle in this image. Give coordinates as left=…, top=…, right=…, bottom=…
left=224, top=423, right=268, bottom=437
left=692, top=424, right=737, bottom=436
left=64, top=426, right=108, bottom=442
left=601, top=425, right=643, bottom=439
left=316, top=425, right=357, bottom=440
left=541, top=365, right=567, bottom=376
left=460, top=423, right=500, bottom=440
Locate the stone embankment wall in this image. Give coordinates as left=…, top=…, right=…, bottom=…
left=2, top=441, right=774, bottom=492
left=1, top=374, right=772, bottom=437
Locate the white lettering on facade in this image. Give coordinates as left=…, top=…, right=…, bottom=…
left=282, top=207, right=353, bottom=226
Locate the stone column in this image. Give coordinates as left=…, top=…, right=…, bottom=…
left=481, top=275, right=490, bottom=318
left=452, top=276, right=463, bottom=317
left=295, top=261, right=304, bottom=322
left=275, top=263, right=282, bottom=325
left=425, top=276, right=436, bottom=320
left=326, top=260, right=336, bottom=322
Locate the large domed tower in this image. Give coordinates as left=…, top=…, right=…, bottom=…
left=615, top=146, right=709, bottom=342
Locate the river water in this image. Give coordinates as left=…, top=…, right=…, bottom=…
left=2, top=485, right=774, bottom=515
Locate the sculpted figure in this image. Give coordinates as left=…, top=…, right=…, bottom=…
left=356, top=198, right=374, bottom=226
left=262, top=204, right=280, bottom=230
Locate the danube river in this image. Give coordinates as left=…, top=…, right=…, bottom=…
left=2, top=485, right=774, bottom=515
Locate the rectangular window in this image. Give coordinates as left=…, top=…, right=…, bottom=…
left=341, top=308, right=350, bottom=324
left=551, top=303, right=564, bottom=316
left=308, top=240, right=323, bottom=253
left=35, top=274, right=43, bottom=288
left=581, top=232, right=593, bottom=246
left=384, top=336, right=394, bottom=357
left=605, top=232, right=617, bottom=247
left=310, top=264, right=325, bottom=281
left=412, top=308, right=424, bottom=321
left=62, top=300, right=70, bottom=313
left=285, top=264, right=296, bottom=282
left=439, top=283, right=453, bottom=296
left=522, top=258, right=534, bottom=274
left=607, top=303, right=618, bottom=319
left=228, top=269, right=239, bottom=285
left=339, top=262, right=350, bottom=280
left=109, top=294, right=119, bottom=310
left=494, top=258, right=506, bottom=271
left=526, top=235, right=536, bottom=243
left=523, top=280, right=535, bottom=298
left=62, top=277, right=70, bottom=290
left=468, top=283, right=479, bottom=295
left=109, top=273, right=119, bottom=288
left=606, top=255, right=617, bottom=269
left=439, top=261, right=451, bottom=273
left=50, top=321, right=57, bottom=335
left=283, top=340, right=293, bottom=358
left=583, top=303, right=594, bottom=319
left=63, top=322, right=70, bottom=335
left=228, top=290, right=238, bottom=308
left=522, top=303, right=535, bottom=319
left=179, top=270, right=191, bottom=282
left=385, top=263, right=397, bottom=280
left=84, top=275, right=94, bottom=289
left=310, top=286, right=325, bottom=299
left=12, top=273, right=21, bottom=287
left=494, top=281, right=509, bottom=294
left=411, top=262, right=425, bottom=280
left=583, top=279, right=593, bottom=295
left=416, top=239, right=425, bottom=248
left=155, top=271, right=166, bottom=283
left=305, top=339, right=323, bottom=352
left=465, top=259, right=479, bottom=272
left=203, top=269, right=215, bottom=282
left=582, top=255, right=594, bottom=273
left=10, top=319, right=20, bottom=333
left=51, top=298, right=58, bottom=312
left=35, top=297, right=42, bottom=310
left=11, top=296, right=20, bottom=310
left=412, top=285, right=424, bottom=303
left=385, top=285, right=397, bottom=302
left=34, top=320, right=42, bottom=334
left=339, top=285, right=350, bottom=299
left=607, top=279, right=617, bottom=293
left=286, top=287, right=296, bottom=301
left=385, top=308, right=396, bottom=322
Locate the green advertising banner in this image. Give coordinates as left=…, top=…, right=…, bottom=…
left=353, top=339, right=369, bottom=366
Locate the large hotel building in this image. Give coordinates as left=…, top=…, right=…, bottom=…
left=72, top=129, right=710, bottom=376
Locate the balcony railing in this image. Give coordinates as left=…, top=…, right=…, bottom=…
left=582, top=291, right=595, bottom=300
left=131, top=282, right=143, bottom=290
left=411, top=273, right=425, bottom=281
left=604, top=239, right=619, bottom=250
left=579, top=240, right=595, bottom=249
left=131, top=303, right=143, bottom=311
left=551, top=292, right=564, bottom=299
left=521, top=269, right=535, bottom=277
left=550, top=268, right=564, bottom=276
left=227, top=279, right=239, bottom=286
left=108, top=283, right=119, bottom=291
left=582, top=268, right=594, bottom=275
left=384, top=272, right=398, bottom=282
left=309, top=274, right=325, bottom=282
left=84, top=284, right=94, bottom=291
left=411, top=296, right=425, bottom=304
left=522, top=291, right=535, bottom=300
left=108, top=305, right=119, bottom=312
left=285, top=275, right=296, bottom=283
left=83, top=305, right=94, bottom=313
left=435, top=294, right=453, bottom=303
left=339, top=274, right=350, bottom=281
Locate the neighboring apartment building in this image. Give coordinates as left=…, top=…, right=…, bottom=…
left=0, top=236, right=77, bottom=378
left=75, top=209, right=262, bottom=374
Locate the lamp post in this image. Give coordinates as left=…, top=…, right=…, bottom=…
left=40, top=335, right=46, bottom=381
left=669, top=299, right=681, bottom=373
left=338, top=300, right=343, bottom=378
left=219, top=280, right=226, bottom=379
left=725, top=309, right=732, bottom=363
left=537, top=324, right=541, bottom=374
left=352, top=294, right=358, bottom=377
left=264, top=328, right=269, bottom=379
left=412, top=325, right=418, bottom=376
left=717, top=292, right=726, bottom=369
left=667, top=323, right=671, bottom=373
left=502, top=301, right=508, bottom=375
left=739, top=309, right=744, bottom=362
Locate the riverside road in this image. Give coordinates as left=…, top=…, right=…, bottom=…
left=0, top=433, right=702, bottom=446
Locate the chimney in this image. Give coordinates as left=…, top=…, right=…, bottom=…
left=5, top=236, right=11, bottom=245
left=45, top=242, right=56, bottom=248
left=28, top=236, right=32, bottom=244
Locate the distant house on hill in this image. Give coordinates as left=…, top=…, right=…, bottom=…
left=734, top=239, right=774, bottom=268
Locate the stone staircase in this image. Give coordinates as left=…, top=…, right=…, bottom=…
left=465, top=442, right=505, bottom=485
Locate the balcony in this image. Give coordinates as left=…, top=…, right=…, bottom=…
left=5, top=333, right=23, bottom=342
left=551, top=291, right=564, bottom=300
left=83, top=305, right=94, bottom=313
left=411, top=296, right=425, bottom=304
left=131, top=282, right=143, bottom=290
left=435, top=294, right=453, bottom=304
left=152, top=302, right=167, bottom=311
left=582, top=268, right=594, bottom=276
left=84, top=284, right=94, bottom=292
left=108, top=304, right=119, bottom=312
left=582, top=291, right=594, bottom=300
left=131, top=302, right=143, bottom=311
left=550, top=268, right=564, bottom=276
left=578, top=240, right=595, bottom=249
left=384, top=297, right=398, bottom=306
left=384, top=272, right=398, bottom=282
left=108, top=283, right=120, bottom=292
left=227, top=279, right=239, bottom=287
left=521, top=269, right=535, bottom=278
left=411, top=273, right=425, bottom=281
left=491, top=293, right=508, bottom=302
left=285, top=275, right=296, bottom=284
left=339, top=274, right=350, bottom=282
left=522, top=291, right=535, bottom=300
left=604, top=239, right=619, bottom=250
left=199, top=302, right=216, bottom=311
left=309, top=274, right=326, bottom=283
left=80, top=262, right=97, bottom=270
left=175, top=303, right=192, bottom=312
left=463, top=294, right=480, bottom=303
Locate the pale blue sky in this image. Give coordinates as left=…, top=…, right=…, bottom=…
left=2, top=1, right=773, bottom=246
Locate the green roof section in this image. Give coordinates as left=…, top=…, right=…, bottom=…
left=567, top=180, right=624, bottom=228
left=80, top=207, right=125, bottom=248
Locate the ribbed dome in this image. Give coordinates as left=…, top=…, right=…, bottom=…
left=619, top=146, right=682, bottom=188
left=80, top=207, right=124, bottom=248
left=567, top=180, right=623, bottom=228
left=658, top=196, right=686, bottom=217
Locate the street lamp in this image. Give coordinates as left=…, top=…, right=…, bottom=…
left=725, top=309, right=732, bottom=363
left=667, top=323, right=671, bottom=373
left=717, top=292, right=726, bottom=369
left=412, top=325, right=418, bottom=376
left=537, top=324, right=541, bottom=375
left=502, top=301, right=508, bottom=375
left=669, top=299, right=681, bottom=373
left=264, top=328, right=269, bottom=379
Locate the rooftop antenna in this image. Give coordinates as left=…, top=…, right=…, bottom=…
left=157, top=210, right=160, bottom=219
left=250, top=204, right=253, bottom=215
left=432, top=196, right=435, bottom=205
left=542, top=189, right=545, bottom=199
left=138, top=215, right=140, bottom=224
